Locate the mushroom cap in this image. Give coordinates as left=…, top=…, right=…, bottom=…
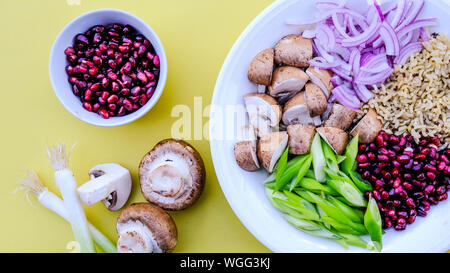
left=77, top=163, right=132, bottom=211
left=274, top=34, right=313, bottom=67
left=316, top=126, right=349, bottom=155
left=257, top=131, right=289, bottom=173
left=305, top=83, right=328, bottom=117
left=287, top=124, right=316, bottom=155
left=305, top=66, right=334, bottom=98
left=323, top=103, right=356, bottom=131
left=139, top=139, right=206, bottom=211
left=350, top=108, right=383, bottom=144
left=282, top=92, right=317, bottom=126
left=268, top=66, right=309, bottom=98
left=244, top=93, right=282, bottom=137
left=248, top=48, right=274, bottom=86
left=117, top=203, right=177, bottom=253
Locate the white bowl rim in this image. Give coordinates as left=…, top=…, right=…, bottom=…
left=49, top=8, right=167, bottom=127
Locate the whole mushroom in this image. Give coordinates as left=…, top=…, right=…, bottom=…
left=350, top=108, right=383, bottom=143
left=116, top=203, right=177, bottom=253
left=139, top=139, right=206, bottom=211
left=257, top=131, right=289, bottom=173
left=248, top=48, right=274, bottom=92
left=244, top=93, right=282, bottom=137
left=268, top=66, right=309, bottom=102
left=77, top=163, right=132, bottom=211
left=274, top=34, right=313, bottom=67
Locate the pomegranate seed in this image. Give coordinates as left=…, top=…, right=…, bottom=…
left=376, top=135, right=384, bottom=147
left=406, top=198, right=415, bottom=207
left=83, top=102, right=93, bottom=111
left=436, top=185, right=446, bottom=195
left=437, top=193, right=448, bottom=201
left=424, top=185, right=434, bottom=195
left=397, top=155, right=411, bottom=164
left=153, top=55, right=160, bottom=67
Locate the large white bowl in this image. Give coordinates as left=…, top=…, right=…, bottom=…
left=49, top=9, right=167, bottom=127
left=210, top=0, right=450, bottom=252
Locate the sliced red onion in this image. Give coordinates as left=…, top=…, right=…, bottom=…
left=389, top=0, right=405, bottom=28
left=379, top=21, right=400, bottom=56
left=396, top=42, right=423, bottom=65
left=354, top=67, right=393, bottom=85
left=353, top=83, right=374, bottom=103
left=396, top=19, right=437, bottom=40
left=302, top=29, right=316, bottom=39
left=331, top=75, right=343, bottom=87
left=331, top=85, right=361, bottom=110
left=396, top=0, right=425, bottom=30
left=341, top=15, right=381, bottom=47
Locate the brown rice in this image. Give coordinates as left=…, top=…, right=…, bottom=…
left=359, top=33, right=450, bottom=144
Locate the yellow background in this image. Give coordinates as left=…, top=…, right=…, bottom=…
left=0, top=0, right=274, bottom=252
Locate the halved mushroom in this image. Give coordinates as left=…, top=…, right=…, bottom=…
left=306, top=66, right=334, bottom=98
left=316, top=127, right=349, bottom=155
left=274, top=34, right=313, bottom=67
left=248, top=48, right=274, bottom=88
left=305, top=83, right=328, bottom=117
left=77, top=163, right=132, bottom=211
left=350, top=108, right=383, bottom=144
left=323, top=103, right=356, bottom=131
left=287, top=124, right=316, bottom=155
left=244, top=93, right=282, bottom=137
left=116, top=203, right=177, bottom=253
left=234, top=125, right=260, bottom=172
left=268, top=66, right=309, bottom=101
left=282, top=92, right=321, bottom=126
left=257, top=131, right=288, bottom=173
left=139, top=139, right=206, bottom=211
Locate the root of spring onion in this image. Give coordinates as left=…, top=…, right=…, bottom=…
left=46, top=144, right=96, bottom=253
left=17, top=170, right=116, bottom=253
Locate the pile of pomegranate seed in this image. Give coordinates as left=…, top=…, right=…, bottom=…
left=64, top=24, right=160, bottom=119
left=357, top=131, right=449, bottom=231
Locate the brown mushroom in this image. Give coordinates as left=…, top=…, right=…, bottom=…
left=316, top=127, right=349, bottom=155
left=248, top=48, right=274, bottom=87
left=274, top=34, right=313, bottom=67
left=234, top=125, right=260, bottom=171
left=139, top=139, right=206, bottom=211
left=350, top=108, right=383, bottom=144
left=244, top=93, right=282, bottom=137
left=305, top=66, right=334, bottom=98
left=323, top=103, right=356, bottom=131
left=268, top=66, right=309, bottom=101
left=116, top=203, right=177, bottom=253
left=287, top=124, right=316, bottom=155
left=282, top=92, right=322, bottom=126
left=257, top=131, right=289, bottom=173
left=305, top=83, right=328, bottom=117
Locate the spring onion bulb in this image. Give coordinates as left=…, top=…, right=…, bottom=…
left=17, top=170, right=116, bottom=253
left=46, top=144, right=95, bottom=253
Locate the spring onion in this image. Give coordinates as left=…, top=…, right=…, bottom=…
left=311, top=133, right=326, bottom=182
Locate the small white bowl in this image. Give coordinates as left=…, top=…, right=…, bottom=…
left=49, top=9, right=167, bottom=127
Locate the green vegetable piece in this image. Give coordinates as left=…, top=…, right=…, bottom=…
left=321, top=138, right=339, bottom=172
left=305, top=168, right=316, bottom=179
left=349, top=171, right=373, bottom=192
left=302, top=227, right=342, bottom=240
left=263, top=155, right=305, bottom=184
left=338, top=233, right=374, bottom=250
left=289, top=154, right=312, bottom=191
left=321, top=216, right=366, bottom=235
left=297, top=177, right=329, bottom=192
left=327, top=179, right=367, bottom=207
left=323, top=167, right=359, bottom=190
left=342, top=135, right=359, bottom=174
left=295, top=190, right=317, bottom=203
left=364, top=195, right=383, bottom=252
left=327, top=195, right=364, bottom=223
left=283, top=215, right=322, bottom=231
left=275, top=147, right=290, bottom=190
left=274, top=197, right=320, bottom=221
left=274, top=154, right=310, bottom=191
left=315, top=204, right=331, bottom=229
left=265, top=187, right=286, bottom=211
left=336, top=155, right=347, bottom=164
left=311, top=133, right=326, bottom=182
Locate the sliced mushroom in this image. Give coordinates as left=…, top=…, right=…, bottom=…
left=305, top=83, right=328, bottom=117
left=287, top=124, right=316, bottom=155
left=323, top=103, right=356, bottom=131
left=257, top=131, right=289, bottom=173
left=306, top=66, right=334, bottom=98
left=274, top=34, right=313, bottom=67
left=77, top=163, right=132, bottom=211
left=316, top=127, right=349, bottom=155
left=139, top=139, right=206, bottom=210
left=116, top=203, right=177, bottom=253
left=350, top=108, right=383, bottom=144
left=248, top=48, right=274, bottom=87
left=244, top=93, right=282, bottom=137
left=282, top=92, right=318, bottom=126
left=268, top=66, right=309, bottom=100
left=234, top=125, right=260, bottom=171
